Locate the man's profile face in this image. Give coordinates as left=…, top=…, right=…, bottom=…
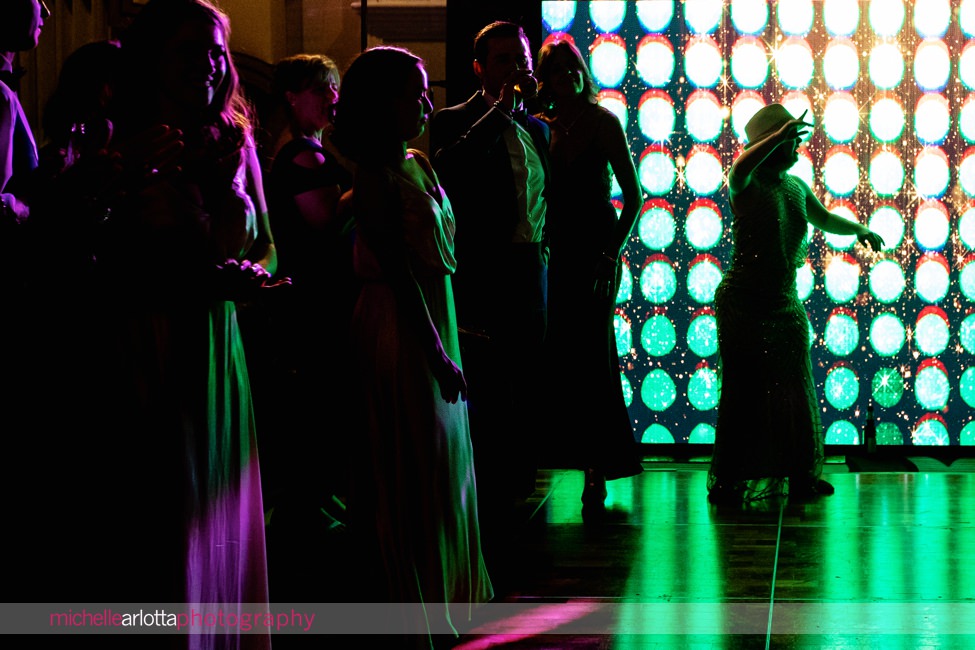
left=475, top=35, right=532, bottom=98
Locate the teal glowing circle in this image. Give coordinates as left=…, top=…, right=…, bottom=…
left=542, top=1, right=576, bottom=31
left=687, top=313, right=718, bottom=357
left=825, top=366, right=859, bottom=410
left=823, top=38, right=859, bottom=90
left=961, top=368, right=975, bottom=408
left=824, top=149, right=860, bottom=196
left=731, top=37, right=769, bottom=88
left=915, top=94, right=950, bottom=144
left=614, top=312, right=632, bottom=355
left=869, top=98, right=905, bottom=142
left=639, top=152, right=677, bottom=195
left=638, top=94, right=676, bottom=142
left=960, top=206, right=975, bottom=249
left=824, top=0, right=859, bottom=36
left=590, top=1, right=626, bottom=32
left=963, top=422, right=975, bottom=445
left=877, top=422, right=903, bottom=445
left=591, top=39, right=628, bottom=88
left=636, top=0, right=674, bottom=32
left=960, top=314, right=975, bottom=353
left=641, top=422, right=675, bottom=443
left=685, top=203, right=723, bottom=250
left=869, top=313, right=906, bottom=357
left=685, top=0, right=723, bottom=33
left=641, top=369, right=677, bottom=412
left=869, top=259, right=906, bottom=303
left=961, top=262, right=975, bottom=300
left=621, top=371, right=633, bottom=408
left=915, top=259, right=950, bottom=303
left=807, top=318, right=815, bottom=351
left=915, top=313, right=950, bottom=356
left=636, top=38, right=675, bottom=88
left=686, top=91, right=724, bottom=142
left=688, top=422, right=715, bottom=444
left=912, top=418, right=950, bottom=446
left=642, top=314, right=677, bottom=357
left=778, top=0, right=814, bottom=35
left=914, top=40, right=951, bottom=91
left=732, top=0, right=768, bottom=34
left=824, top=256, right=860, bottom=303
left=915, top=366, right=950, bottom=411
left=823, top=92, right=859, bottom=143
left=869, top=43, right=904, bottom=89
left=616, top=260, right=632, bottom=303
left=685, top=36, right=723, bottom=88
left=868, top=205, right=905, bottom=250
left=640, top=260, right=678, bottom=304
left=687, top=259, right=722, bottom=304
left=915, top=201, right=950, bottom=250
left=824, top=313, right=859, bottom=356
left=796, top=262, right=814, bottom=300
left=638, top=205, right=676, bottom=250
left=869, top=150, right=905, bottom=197
left=685, top=149, right=723, bottom=195
left=872, top=367, right=905, bottom=408
left=915, top=0, right=951, bottom=37
left=914, top=150, right=950, bottom=200
left=776, top=37, right=815, bottom=89
left=826, top=420, right=858, bottom=444
left=869, top=0, right=905, bottom=37
left=688, top=366, right=720, bottom=411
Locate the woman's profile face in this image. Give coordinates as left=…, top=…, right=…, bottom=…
left=159, top=18, right=228, bottom=112
left=290, top=77, right=339, bottom=135
left=394, top=63, right=433, bottom=142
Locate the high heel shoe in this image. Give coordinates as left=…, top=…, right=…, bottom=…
left=581, top=468, right=607, bottom=521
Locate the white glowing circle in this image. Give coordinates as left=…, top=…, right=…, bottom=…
left=914, top=0, right=951, bottom=38
left=685, top=91, right=724, bottom=142
left=915, top=258, right=950, bottom=303
left=916, top=312, right=950, bottom=356
left=789, top=151, right=814, bottom=188
left=869, top=260, right=906, bottom=303
left=869, top=42, right=905, bottom=90
left=824, top=256, right=860, bottom=303
left=591, top=39, right=629, bottom=88
left=775, top=37, right=815, bottom=89
left=962, top=97, right=975, bottom=142
left=914, top=40, right=951, bottom=91
left=964, top=0, right=975, bottom=37
left=824, top=0, right=860, bottom=36
left=598, top=93, right=628, bottom=127
left=823, top=148, right=860, bottom=196
left=914, top=149, right=950, bottom=200
left=869, top=150, right=904, bottom=197
left=685, top=148, right=724, bottom=196
left=960, top=151, right=975, bottom=197
left=730, top=36, right=769, bottom=88
left=778, top=0, right=814, bottom=35
left=781, top=92, right=813, bottom=130
left=731, top=93, right=766, bottom=142
left=685, top=0, right=724, bottom=34
left=639, top=205, right=676, bottom=250
left=686, top=203, right=723, bottom=250
left=823, top=92, right=860, bottom=143
left=730, top=0, right=768, bottom=35
left=869, top=98, right=905, bottom=142
left=960, top=44, right=975, bottom=90
left=542, top=2, right=576, bottom=32
left=640, top=151, right=677, bottom=196
left=590, top=1, right=627, bottom=33
left=824, top=204, right=858, bottom=250
left=823, top=38, right=860, bottom=90
left=915, top=202, right=950, bottom=250
left=961, top=206, right=975, bottom=250
left=915, top=94, right=950, bottom=144
left=870, top=312, right=907, bottom=356
left=685, top=36, right=723, bottom=88
left=639, top=94, right=676, bottom=142
left=636, top=0, right=675, bottom=32
left=635, top=37, right=675, bottom=88
left=869, top=0, right=905, bottom=37
left=796, top=261, right=814, bottom=300
left=869, top=205, right=905, bottom=250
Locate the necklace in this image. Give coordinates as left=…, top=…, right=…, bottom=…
left=555, top=104, right=590, bottom=134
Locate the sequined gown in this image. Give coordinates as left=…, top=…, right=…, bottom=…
left=707, top=173, right=824, bottom=498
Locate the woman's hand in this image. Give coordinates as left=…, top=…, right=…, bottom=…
left=592, top=253, right=620, bottom=300
left=213, top=258, right=291, bottom=302
left=775, top=109, right=813, bottom=147
left=857, top=228, right=885, bottom=251
left=432, top=351, right=468, bottom=404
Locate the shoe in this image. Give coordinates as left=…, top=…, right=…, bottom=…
left=581, top=469, right=607, bottom=505
left=790, top=478, right=834, bottom=499
left=707, top=483, right=741, bottom=505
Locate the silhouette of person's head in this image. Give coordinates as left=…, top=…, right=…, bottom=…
left=43, top=40, right=121, bottom=151
left=272, top=54, right=340, bottom=138
left=535, top=38, right=598, bottom=110
left=472, top=21, right=532, bottom=99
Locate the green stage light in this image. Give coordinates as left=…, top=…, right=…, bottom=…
left=615, top=311, right=633, bottom=356
left=826, top=420, right=858, bottom=444
left=639, top=146, right=677, bottom=196
left=872, top=367, right=905, bottom=408
left=687, top=310, right=718, bottom=358
left=642, top=313, right=677, bottom=357
left=638, top=200, right=676, bottom=250
left=825, top=365, right=860, bottom=410
left=641, top=422, right=674, bottom=444
left=642, top=369, right=677, bottom=412
left=640, top=256, right=678, bottom=304
left=824, top=310, right=859, bottom=356
left=688, top=365, right=720, bottom=411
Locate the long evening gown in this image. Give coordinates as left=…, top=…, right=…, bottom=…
left=708, top=173, right=824, bottom=500
left=350, top=151, right=493, bottom=645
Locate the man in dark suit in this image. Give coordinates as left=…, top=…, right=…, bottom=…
left=431, top=20, right=551, bottom=532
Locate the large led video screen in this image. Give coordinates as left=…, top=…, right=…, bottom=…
left=541, top=0, right=975, bottom=446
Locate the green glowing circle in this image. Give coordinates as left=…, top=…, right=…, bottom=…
left=915, top=312, right=950, bottom=356
left=642, top=314, right=677, bottom=357
left=688, top=422, right=715, bottom=444
left=912, top=418, right=950, bottom=446
left=688, top=366, right=720, bottom=411
left=825, top=366, right=859, bottom=410
left=640, top=260, right=678, bottom=304
left=824, top=256, right=860, bottom=303
left=641, top=368, right=677, bottom=411
left=621, top=371, right=633, bottom=408
left=824, top=313, right=859, bottom=356
left=961, top=262, right=975, bottom=301
left=962, top=421, right=975, bottom=445
left=872, top=367, right=905, bottom=408
left=638, top=205, right=676, bottom=250
left=877, top=422, right=903, bottom=445
left=687, top=313, right=718, bottom=357
left=639, top=152, right=677, bottom=195
left=961, top=314, right=975, bottom=354
left=826, top=420, right=858, bottom=444
left=961, top=368, right=975, bottom=408
left=616, top=261, right=633, bottom=303
left=915, top=365, right=950, bottom=411
left=687, top=259, right=722, bottom=304
left=869, top=259, right=906, bottom=303
left=641, top=422, right=674, bottom=443
left=869, top=313, right=906, bottom=357
left=614, top=312, right=632, bottom=355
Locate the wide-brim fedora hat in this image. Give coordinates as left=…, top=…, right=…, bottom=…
left=743, top=103, right=795, bottom=149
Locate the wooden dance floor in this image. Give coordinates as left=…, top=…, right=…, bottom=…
left=266, top=457, right=975, bottom=649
